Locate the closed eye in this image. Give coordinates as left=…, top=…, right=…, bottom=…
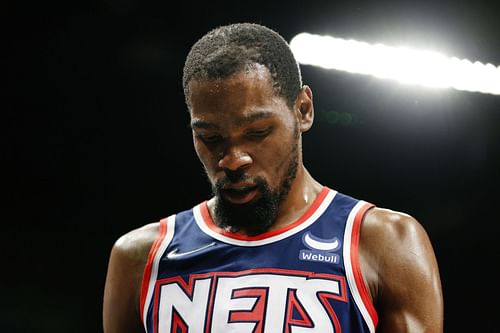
left=246, top=127, right=272, bottom=139
left=197, top=134, right=223, bottom=144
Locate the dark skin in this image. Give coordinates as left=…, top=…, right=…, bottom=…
left=103, top=67, right=443, bottom=333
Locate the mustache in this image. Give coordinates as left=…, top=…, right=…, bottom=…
left=221, top=168, right=246, bottom=184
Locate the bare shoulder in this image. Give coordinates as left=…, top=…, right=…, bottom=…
left=112, top=221, right=161, bottom=263
left=361, top=207, right=430, bottom=248
left=103, top=222, right=162, bottom=333
left=359, top=207, right=443, bottom=332
left=360, top=206, right=438, bottom=278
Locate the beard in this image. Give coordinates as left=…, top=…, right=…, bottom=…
left=210, top=141, right=299, bottom=236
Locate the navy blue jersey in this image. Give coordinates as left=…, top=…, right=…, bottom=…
left=140, top=187, right=377, bottom=333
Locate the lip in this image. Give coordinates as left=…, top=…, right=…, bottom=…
left=221, top=186, right=258, bottom=205
left=223, top=182, right=256, bottom=190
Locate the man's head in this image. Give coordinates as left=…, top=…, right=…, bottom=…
left=183, top=23, right=313, bottom=235
left=183, top=23, right=302, bottom=109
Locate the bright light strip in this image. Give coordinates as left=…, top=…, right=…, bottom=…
left=290, top=33, right=500, bottom=95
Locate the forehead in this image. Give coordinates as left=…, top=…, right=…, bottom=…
left=187, top=67, right=288, bottom=125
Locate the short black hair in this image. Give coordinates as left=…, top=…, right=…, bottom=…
left=183, top=23, right=302, bottom=109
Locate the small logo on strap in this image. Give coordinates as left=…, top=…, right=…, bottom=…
left=299, top=232, right=341, bottom=264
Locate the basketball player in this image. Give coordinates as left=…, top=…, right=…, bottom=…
left=103, top=23, right=443, bottom=333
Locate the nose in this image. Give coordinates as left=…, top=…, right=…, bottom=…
left=218, top=149, right=253, bottom=172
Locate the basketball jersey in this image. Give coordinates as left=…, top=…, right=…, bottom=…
left=140, top=187, right=378, bottom=333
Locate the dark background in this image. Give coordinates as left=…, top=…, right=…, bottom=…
left=5, top=0, right=500, bottom=332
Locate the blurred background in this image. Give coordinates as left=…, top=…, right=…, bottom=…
left=4, top=0, right=499, bottom=331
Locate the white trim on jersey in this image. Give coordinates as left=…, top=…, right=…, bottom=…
left=343, top=201, right=376, bottom=333
left=141, top=215, right=176, bottom=327
left=193, top=189, right=337, bottom=246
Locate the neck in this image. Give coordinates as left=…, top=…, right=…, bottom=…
left=270, top=166, right=323, bottom=231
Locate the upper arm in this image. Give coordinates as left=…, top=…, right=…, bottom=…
left=360, top=208, right=443, bottom=333
left=103, top=223, right=159, bottom=333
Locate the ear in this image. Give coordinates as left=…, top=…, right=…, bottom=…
left=295, top=85, right=314, bottom=133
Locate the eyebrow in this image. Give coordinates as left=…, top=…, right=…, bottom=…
left=190, top=119, right=218, bottom=130
left=190, top=110, right=275, bottom=129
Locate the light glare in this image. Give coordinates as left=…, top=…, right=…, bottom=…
left=290, top=33, right=500, bottom=95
